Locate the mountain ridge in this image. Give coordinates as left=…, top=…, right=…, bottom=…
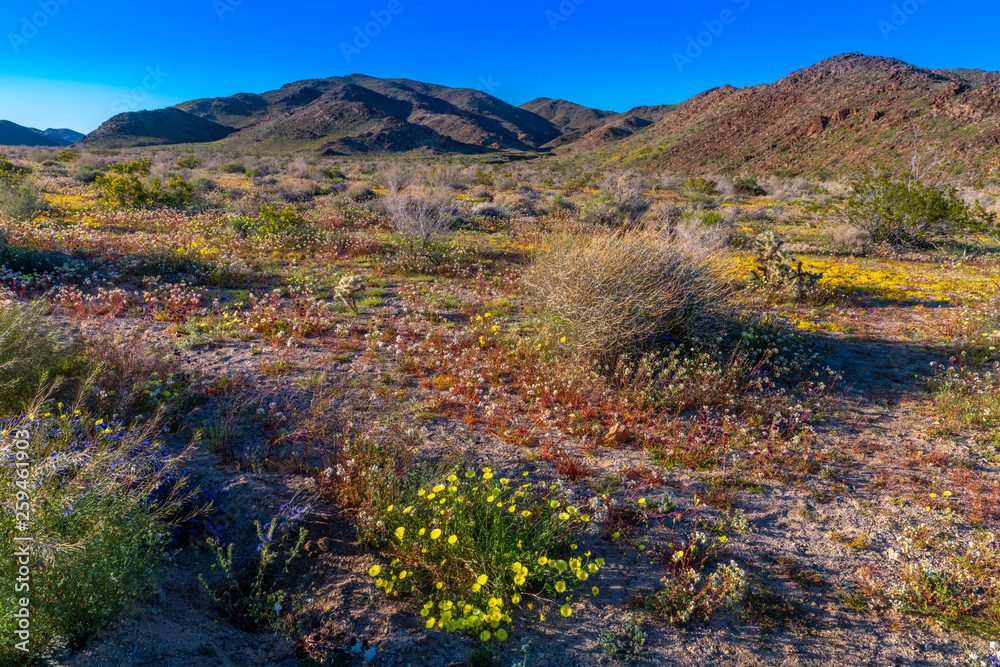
left=73, top=55, right=1000, bottom=175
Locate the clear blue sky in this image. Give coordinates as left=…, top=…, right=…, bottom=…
left=1, top=0, right=998, bottom=133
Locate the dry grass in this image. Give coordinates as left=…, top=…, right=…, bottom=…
left=526, top=225, right=730, bottom=368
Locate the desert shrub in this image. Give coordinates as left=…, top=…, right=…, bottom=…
left=492, top=194, right=535, bottom=217
left=0, top=413, right=186, bottom=662
left=374, top=161, right=415, bottom=193
left=0, top=181, right=47, bottom=222
left=685, top=176, right=720, bottom=196
left=748, top=231, right=822, bottom=300
left=200, top=509, right=308, bottom=631
left=334, top=275, right=366, bottom=313
left=832, top=224, right=873, bottom=255
left=845, top=168, right=997, bottom=247
left=474, top=168, right=494, bottom=187
left=346, top=183, right=375, bottom=202
left=472, top=203, right=506, bottom=219
left=0, top=302, right=74, bottom=417
left=580, top=174, right=649, bottom=226
left=191, top=176, right=217, bottom=193
left=218, top=162, right=245, bottom=174
left=493, top=171, right=521, bottom=192
left=176, top=155, right=201, bottom=169
left=384, top=192, right=456, bottom=248
left=232, top=206, right=317, bottom=245
left=55, top=150, right=78, bottom=163
left=526, top=228, right=729, bottom=368
left=733, top=177, right=767, bottom=198
left=367, top=467, right=604, bottom=641
left=93, top=159, right=194, bottom=209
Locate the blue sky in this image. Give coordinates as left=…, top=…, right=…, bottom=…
left=1, top=0, right=998, bottom=133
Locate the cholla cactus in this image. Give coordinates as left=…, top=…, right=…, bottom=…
left=335, top=275, right=366, bottom=313
left=749, top=230, right=821, bottom=300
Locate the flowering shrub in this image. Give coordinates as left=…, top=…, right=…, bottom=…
left=368, top=468, right=604, bottom=641
left=231, top=206, right=319, bottom=247
left=631, top=526, right=746, bottom=624
left=93, top=159, right=195, bottom=209
left=0, top=154, right=28, bottom=186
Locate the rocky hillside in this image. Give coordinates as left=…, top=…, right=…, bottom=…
left=570, top=54, right=1000, bottom=176
left=542, top=104, right=678, bottom=151
left=171, top=75, right=562, bottom=155
left=79, top=109, right=235, bottom=149
left=519, top=98, right=616, bottom=131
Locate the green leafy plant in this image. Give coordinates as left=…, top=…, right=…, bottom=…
left=93, top=159, right=194, bottom=209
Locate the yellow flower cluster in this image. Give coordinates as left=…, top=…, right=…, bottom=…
left=367, top=467, right=604, bottom=640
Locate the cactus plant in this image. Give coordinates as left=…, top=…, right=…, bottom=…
left=335, top=275, right=366, bottom=313
left=749, top=231, right=821, bottom=300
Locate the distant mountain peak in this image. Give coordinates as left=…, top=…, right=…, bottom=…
left=0, top=121, right=82, bottom=147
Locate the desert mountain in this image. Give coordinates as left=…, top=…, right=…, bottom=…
left=171, top=74, right=563, bottom=155
left=569, top=54, right=1000, bottom=176
left=0, top=120, right=79, bottom=147
left=519, top=98, right=617, bottom=132
left=37, top=128, right=85, bottom=144
left=76, top=55, right=1000, bottom=174
left=541, top=104, right=679, bottom=151
left=79, top=109, right=236, bottom=149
